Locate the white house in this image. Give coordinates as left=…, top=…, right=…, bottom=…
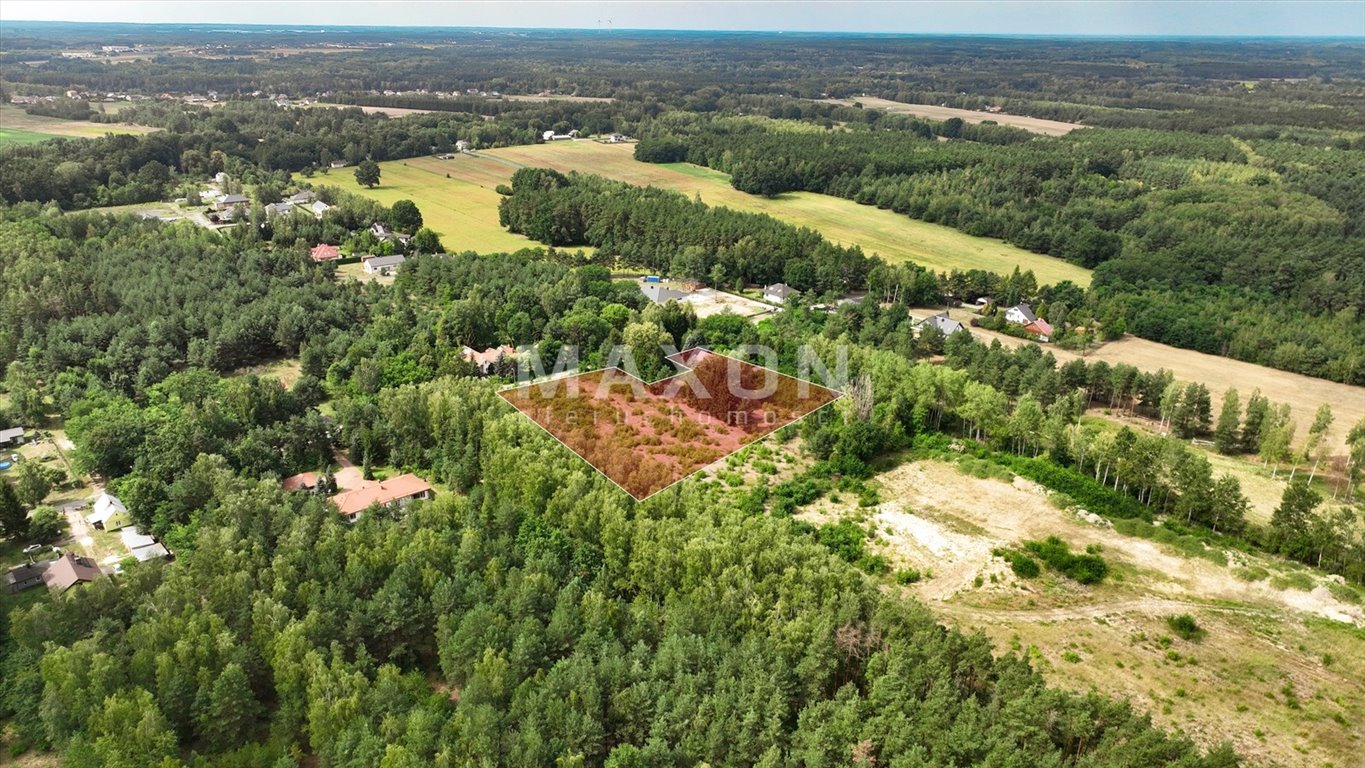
left=1004, top=303, right=1038, bottom=326
left=763, top=283, right=799, bottom=304
left=362, top=254, right=407, bottom=275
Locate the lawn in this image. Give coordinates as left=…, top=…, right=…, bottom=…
left=390, top=141, right=1092, bottom=285
left=0, top=104, right=157, bottom=145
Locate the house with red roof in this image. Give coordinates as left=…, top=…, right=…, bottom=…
left=310, top=243, right=341, bottom=262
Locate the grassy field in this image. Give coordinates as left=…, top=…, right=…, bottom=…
left=330, top=157, right=548, bottom=254
left=0, top=104, right=157, bottom=145
left=791, top=458, right=1365, bottom=768
left=351, top=142, right=1092, bottom=285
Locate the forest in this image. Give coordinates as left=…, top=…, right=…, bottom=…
left=632, top=115, right=1365, bottom=383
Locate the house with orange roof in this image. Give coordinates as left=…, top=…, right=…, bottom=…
left=329, top=473, right=433, bottom=523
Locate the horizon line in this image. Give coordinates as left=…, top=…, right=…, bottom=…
left=2, top=19, right=1362, bottom=41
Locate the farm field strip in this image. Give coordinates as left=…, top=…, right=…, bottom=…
left=916, top=307, right=1365, bottom=457
left=0, top=104, right=157, bottom=143
left=823, top=96, right=1086, bottom=136
left=380, top=141, right=1093, bottom=285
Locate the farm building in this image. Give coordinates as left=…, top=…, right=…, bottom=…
left=121, top=528, right=171, bottom=562
left=1023, top=319, right=1054, bottom=342
left=0, top=426, right=24, bottom=447
left=330, top=474, right=434, bottom=523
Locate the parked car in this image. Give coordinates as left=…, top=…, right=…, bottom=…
left=22, top=543, right=43, bottom=555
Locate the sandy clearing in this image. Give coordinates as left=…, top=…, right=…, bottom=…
left=872, top=460, right=1361, bottom=625
left=823, top=97, right=1085, bottom=136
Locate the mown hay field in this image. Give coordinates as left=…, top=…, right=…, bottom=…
left=354, top=140, right=1093, bottom=285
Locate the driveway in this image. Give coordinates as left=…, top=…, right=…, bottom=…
left=57, top=499, right=94, bottom=555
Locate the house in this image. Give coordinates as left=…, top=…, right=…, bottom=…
left=1004, top=303, right=1038, bottom=326
left=43, top=552, right=102, bottom=593
left=455, top=139, right=471, bottom=152
left=362, top=254, right=406, bottom=275
left=286, top=190, right=316, bottom=205
left=608, top=133, right=627, bottom=143
left=263, top=202, right=296, bottom=218
left=0, top=427, right=24, bottom=448
left=281, top=471, right=320, bottom=493
left=462, top=345, right=517, bottom=374
left=763, top=283, right=799, bottom=304
left=87, top=492, right=132, bottom=531
left=6, top=561, right=49, bottom=593
left=330, top=474, right=434, bottom=523
left=214, top=193, right=249, bottom=211
left=640, top=283, right=691, bottom=304
left=542, top=129, right=556, bottom=141
left=1022, top=319, right=1054, bottom=342
left=309, top=200, right=333, bottom=217
left=310, top=243, right=341, bottom=262
left=121, top=528, right=171, bottom=562
left=918, top=311, right=967, bottom=336
left=329, top=160, right=348, bottom=169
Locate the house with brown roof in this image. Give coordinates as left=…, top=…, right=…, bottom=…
left=281, top=471, right=321, bottom=493
left=43, top=552, right=102, bottom=593
left=330, top=473, right=433, bottom=523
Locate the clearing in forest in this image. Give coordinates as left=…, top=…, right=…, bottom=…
left=499, top=349, right=839, bottom=499
left=800, top=458, right=1363, bottom=768
left=822, top=97, right=1086, bottom=136
left=352, top=142, right=1092, bottom=286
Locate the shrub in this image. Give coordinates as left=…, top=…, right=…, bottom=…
left=895, top=568, right=922, bottom=585
left=1024, top=536, right=1109, bottom=585
left=1010, top=554, right=1041, bottom=579
left=1166, top=614, right=1206, bottom=642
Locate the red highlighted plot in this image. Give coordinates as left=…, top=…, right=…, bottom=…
left=499, top=349, right=841, bottom=499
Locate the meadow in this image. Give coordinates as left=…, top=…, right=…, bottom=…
left=348, top=141, right=1094, bottom=286
left=331, top=157, right=545, bottom=254
left=0, top=104, right=156, bottom=145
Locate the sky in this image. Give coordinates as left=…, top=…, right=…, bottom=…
left=1, top=1, right=1362, bottom=37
